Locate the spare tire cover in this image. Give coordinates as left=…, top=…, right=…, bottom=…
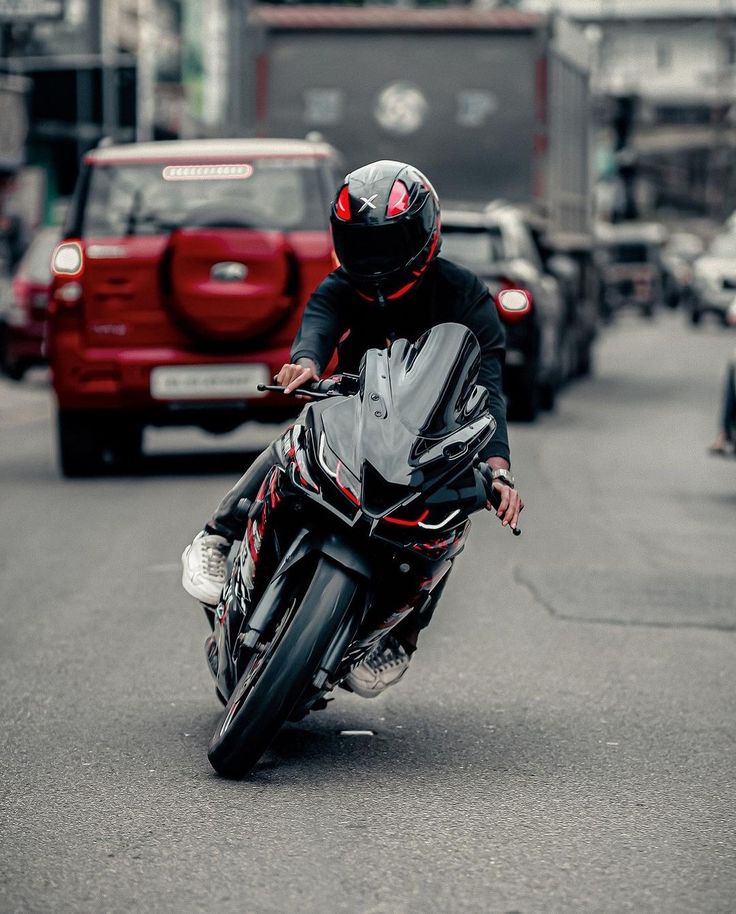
left=167, top=228, right=293, bottom=341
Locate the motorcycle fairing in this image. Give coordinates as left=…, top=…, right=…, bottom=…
left=313, top=323, right=496, bottom=517
left=215, top=523, right=372, bottom=699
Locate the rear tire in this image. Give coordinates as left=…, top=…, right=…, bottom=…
left=576, top=342, right=594, bottom=378
left=507, top=366, right=539, bottom=422
left=57, top=410, right=143, bottom=477
left=58, top=410, right=104, bottom=477
left=207, top=557, right=360, bottom=779
left=538, top=379, right=557, bottom=412
left=0, top=332, right=27, bottom=381
left=3, top=359, right=27, bottom=382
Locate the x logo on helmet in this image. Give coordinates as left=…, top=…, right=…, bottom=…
left=358, top=194, right=378, bottom=212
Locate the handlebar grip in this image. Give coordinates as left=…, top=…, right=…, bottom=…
left=257, top=382, right=333, bottom=400
left=469, top=472, right=492, bottom=513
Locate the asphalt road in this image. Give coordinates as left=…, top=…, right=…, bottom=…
left=1, top=311, right=735, bottom=914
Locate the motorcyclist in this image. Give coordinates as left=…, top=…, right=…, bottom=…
left=182, top=160, right=524, bottom=697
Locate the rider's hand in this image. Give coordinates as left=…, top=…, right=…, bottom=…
left=490, top=481, right=524, bottom=531
left=484, top=459, right=524, bottom=531
left=276, top=360, right=319, bottom=395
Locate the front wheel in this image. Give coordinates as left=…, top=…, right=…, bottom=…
left=207, top=557, right=360, bottom=778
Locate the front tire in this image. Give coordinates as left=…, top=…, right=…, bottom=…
left=207, top=557, right=360, bottom=778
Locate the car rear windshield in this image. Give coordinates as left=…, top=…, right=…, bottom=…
left=440, top=226, right=505, bottom=265
left=609, top=243, right=650, bottom=263
left=80, top=158, right=329, bottom=237
left=708, top=234, right=736, bottom=258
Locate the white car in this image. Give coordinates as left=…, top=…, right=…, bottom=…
left=691, top=233, right=736, bottom=326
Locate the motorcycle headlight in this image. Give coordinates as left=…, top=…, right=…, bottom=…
left=318, top=433, right=360, bottom=506
left=283, top=425, right=320, bottom=493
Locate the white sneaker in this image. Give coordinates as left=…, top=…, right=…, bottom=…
left=181, top=531, right=231, bottom=605
left=345, top=635, right=411, bottom=699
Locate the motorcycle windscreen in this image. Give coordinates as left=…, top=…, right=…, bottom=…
left=320, top=322, right=494, bottom=502
left=383, top=322, right=483, bottom=438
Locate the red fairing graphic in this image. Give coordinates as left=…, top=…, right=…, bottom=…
left=217, top=465, right=284, bottom=628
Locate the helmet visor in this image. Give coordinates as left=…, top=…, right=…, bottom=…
left=333, top=204, right=435, bottom=280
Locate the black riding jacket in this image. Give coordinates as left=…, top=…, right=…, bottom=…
left=290, top=257, right=510, bottom=463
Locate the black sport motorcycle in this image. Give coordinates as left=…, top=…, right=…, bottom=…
left=203, top=322, right=520, bottom=778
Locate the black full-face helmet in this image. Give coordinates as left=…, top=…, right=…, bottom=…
left=330, top=160, right=441, bottom=303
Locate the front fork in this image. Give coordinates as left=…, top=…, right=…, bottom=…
left=212, top=466, right=288, bottom=696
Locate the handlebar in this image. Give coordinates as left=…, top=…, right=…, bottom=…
left=260, top=378, right=520, bottom=537
left=257, top=382, right=332, bottom=400
left=257, top=374, right=360, bottom=400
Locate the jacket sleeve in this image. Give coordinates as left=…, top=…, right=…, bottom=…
left=459, top=283, right=511, bottom=464
left=290, top=273, right=348, bottom=374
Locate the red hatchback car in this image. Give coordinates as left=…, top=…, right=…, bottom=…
left=1, top=226, right=59, bottom=380
left=48, top=138, right=341, bottom=476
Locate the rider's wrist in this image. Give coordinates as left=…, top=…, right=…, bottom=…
left=297, top=357, right=319, bottom=375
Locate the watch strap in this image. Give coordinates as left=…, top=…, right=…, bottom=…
left=490, top=467, right=515, bottom=488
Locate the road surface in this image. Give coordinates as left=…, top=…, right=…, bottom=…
left=1, top=311, right=734, bottom=913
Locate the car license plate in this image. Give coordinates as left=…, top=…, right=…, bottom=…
left=150, top=364, right=269, bottom=400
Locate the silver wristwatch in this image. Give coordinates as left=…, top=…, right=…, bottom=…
left=490, top=467, right=515, bottom=488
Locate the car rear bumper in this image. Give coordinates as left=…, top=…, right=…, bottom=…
left=695, top=291, right=732, bottom=313
left=51, top=342, right=299, bottom=419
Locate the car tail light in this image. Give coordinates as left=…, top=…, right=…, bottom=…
left=52, top=241, right=83, bottom=277
left=49, top=241, right=84, bottom=315
left=7, top=282, right=29, bottom=327
left=55, top=282, right=82, bottom=303
left=495, top=287, right=533, bottom=323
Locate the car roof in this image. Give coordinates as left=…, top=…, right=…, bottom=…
left=85, top=137, right=338, bottom=165
left=442, top=208, right=488, bottom=228
left=595, top=221, right=668, bottom=244
left=442, top=202, right=525, bottom=229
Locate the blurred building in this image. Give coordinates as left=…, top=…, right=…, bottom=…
left=0, top=0, right=242, bottom=231
left=521, top=0, right=736, bottom=220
